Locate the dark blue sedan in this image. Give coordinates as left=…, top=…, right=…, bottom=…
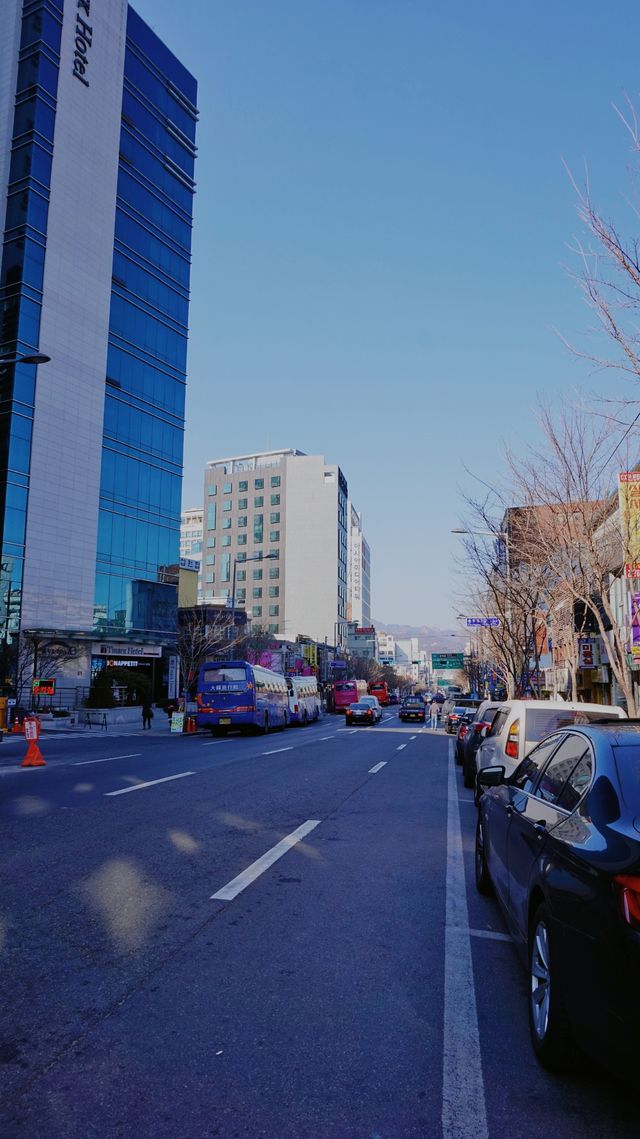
left=475, top=721, right=640, bottom=1083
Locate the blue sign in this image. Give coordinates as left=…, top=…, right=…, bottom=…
left=466, top=617, right=501, bottom=628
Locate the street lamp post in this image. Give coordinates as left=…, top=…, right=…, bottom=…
left=229, top=551, right=277, bottom=653
left=0, top=352, right=51, bottom=370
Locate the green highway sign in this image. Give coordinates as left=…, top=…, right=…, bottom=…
left=431, top=653, right=464, bottom=670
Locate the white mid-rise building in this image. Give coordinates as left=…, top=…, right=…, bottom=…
left=347, top=504, right=371, bottom=627
left=201, top=449, right=349, bottom=645
left=180, top=508, right=203, bottom=600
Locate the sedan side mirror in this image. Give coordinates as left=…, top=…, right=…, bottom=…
left=477, top=765, right=506, bottom=788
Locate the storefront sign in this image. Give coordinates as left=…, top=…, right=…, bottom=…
left=92, top=642, right=162, bottom=659
left=168, top=655, right=179, bottom=700
left=32, top=678, right=56, bottom=696
left=171, top=712, right=185, bottom=733
left=578, top=638, right=596, bottom=668
left=619, top=472, right=640, bottom=577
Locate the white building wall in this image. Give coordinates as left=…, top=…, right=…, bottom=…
left=283, top=455, right=339, bottom=643
left=21, top=0, right=127, bottom=629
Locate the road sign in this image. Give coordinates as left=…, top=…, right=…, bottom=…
left=466, top=617, right=501, bottom=628
left=32, top=678, right=55, bottom=696
left=431, top=653, right=464, bottom=670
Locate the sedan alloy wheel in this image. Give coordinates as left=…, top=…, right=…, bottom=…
left=528, top=903, right=572, bottom=1070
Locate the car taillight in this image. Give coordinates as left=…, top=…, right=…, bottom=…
left=505, top=720, right=519, bottom=759
left=474, top=721, right=488, bottom=734
left=614, top=876, right=640, bottom=930
left=460, top=726, right=468, bottom=738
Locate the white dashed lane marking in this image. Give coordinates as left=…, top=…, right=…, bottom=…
left=74, top=753, right=141, bottom=767
left=368, top=761, right=387, bottom=774
left=211, top=820, right=321, bottom=901
left=105, top=772, right=194, bottom=796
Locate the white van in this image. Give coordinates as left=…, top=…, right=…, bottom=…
left=286, top=675, right=321, bottom=726
left=475, top=699, right=626, bottom=782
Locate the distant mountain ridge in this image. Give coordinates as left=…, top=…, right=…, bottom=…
left=373, top=620, right=467, bottom=654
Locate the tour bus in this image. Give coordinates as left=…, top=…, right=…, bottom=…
left=330, top=678, right=368, bottom=712
left=286, top=675, right=321, bottom=725
left=196, top=660, right=289, bottom=734
left=367, top=680, right=390, bottom=706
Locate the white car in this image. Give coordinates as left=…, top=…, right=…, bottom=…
left=358, top=695, right=382, bottom=723
left=475, top=699, right=626, bottom=788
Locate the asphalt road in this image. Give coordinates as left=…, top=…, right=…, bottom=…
left=0, top=714, right=636, bottom=1138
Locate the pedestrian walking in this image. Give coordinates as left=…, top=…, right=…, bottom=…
left=142, top=700, right=154, bottom=730
left=429, top=700, right=440, bottom=729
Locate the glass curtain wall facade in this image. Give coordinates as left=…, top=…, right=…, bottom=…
left=0, top=0, right=62, bottom=685
left=94, top=9, right=197, bottom=638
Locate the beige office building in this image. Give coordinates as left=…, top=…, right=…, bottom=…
left=201, top=449, right=349, bottom=645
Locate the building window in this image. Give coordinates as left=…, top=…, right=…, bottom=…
left=239, top=480, right=248, bottom=491
left=238, top=534, right=247, bottom=545
left=221, top=518, right=231, bottom=530
left=223, top=482, right=232, bottom=493
left=237, top=588, right=246, bottom=600
left=221, top=554, right=231, bottom=582
left=269, top=605, right=279, bottom=617
left=269, top=548, right=279, bottom=559
left=268, top=623, right=279, bottom=633
left=254, top=515, right=263, bottom=542
left=206, top=572, right=214, bottom=583
left=207, top=537, right=215, bottom=548
left=237, top=552, right=246, bottom=562
left=207, top=485, right=217, bottom=496
left=237, top=570, right=246, bottom=581
left=207, top=504, right=216, bottom=530
left=205, top=555, right=215, bottom=565
left=205, top=591, right=214, bottom=600
left=253, top=569, right=263, bottom=580
left=269, top=567, right=279, bottom=579
left=223, top=499, right=232, bottom=512
left=271, top=476, right=281, bottom=488
left=238, top=516, right=247, bottom=527
left=269, top=586, right=279, bottom=597
left=270, top=494, right=280, bottom=506
left=222, top=535, right=231, bottom=546
left=254, top=495, right=264, bottom=507
left=255, top=478, right=264, bottom=489
left=269, top=530, right=280, bottom=542
left=252, top=605, right=262, bottom=617
left=238, top=498, right=248, bottom=509
left=252, top=587, right=262, bottom=599
left=270, top=512, right=280, bottom=524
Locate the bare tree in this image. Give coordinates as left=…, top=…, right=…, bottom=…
left=506, top=400, right=637, bottom=715
left=177, top=608, right=242, bottom=697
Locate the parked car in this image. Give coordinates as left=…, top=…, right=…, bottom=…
left=474, top=699, right=626, bottom=799
left=399, top=698, right=426, bottom=723
left=444, top=705, right=474, bottom=734
left=345, top=701, right=377, bottom=726
left=461, top=701, right=502, bottom=785
left=475, top=721, right=640, bottom=1084
left=454, top=709, right=478, bottom=761
left=357, top=695, right=382, bottom=723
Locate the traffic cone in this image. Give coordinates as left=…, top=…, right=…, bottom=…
left=21, top=739, right=45, bottom=767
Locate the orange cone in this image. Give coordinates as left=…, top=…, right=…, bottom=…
left=12, top=719, right=22, bottom=734
left=21, top=739, right=45, bottom=767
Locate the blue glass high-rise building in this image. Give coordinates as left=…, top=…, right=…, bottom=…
left=0, top=1, right=197, bottom=702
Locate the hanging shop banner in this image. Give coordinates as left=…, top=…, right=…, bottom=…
left=630, top=593, right=640, bottom=659
left=578, top=638, right=596, bottom=669
left=618, top=472, right=640, bottom=577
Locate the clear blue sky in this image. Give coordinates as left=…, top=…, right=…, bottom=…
left=134, top=0, right=638, bottom=627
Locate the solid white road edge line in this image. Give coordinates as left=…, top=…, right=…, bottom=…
left=442, top=741, right=489, bottom=1139
left=368, top=761, right=387, bottom=774
left=211, top=820, right=321, bottom=901
left=74, top=753, right=141, bottom=766
left=105, top=771, right=194, bottom=796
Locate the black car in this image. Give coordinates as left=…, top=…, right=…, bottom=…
left=475, top=722, right=640, bottom=1083
left=454, top=709, right=478, bottom=760
left=345, top=701, right=376, bottom=725
left=460, top=701, right=501, bottom=783
left=444, top=705, right=472, bottom=734
left=399, top=698, right=426, bottom=723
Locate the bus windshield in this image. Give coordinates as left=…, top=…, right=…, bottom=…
left=202, top=666, right=247, bottom=685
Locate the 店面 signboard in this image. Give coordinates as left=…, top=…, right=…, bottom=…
left=619, top=472, right=640, bottom=577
